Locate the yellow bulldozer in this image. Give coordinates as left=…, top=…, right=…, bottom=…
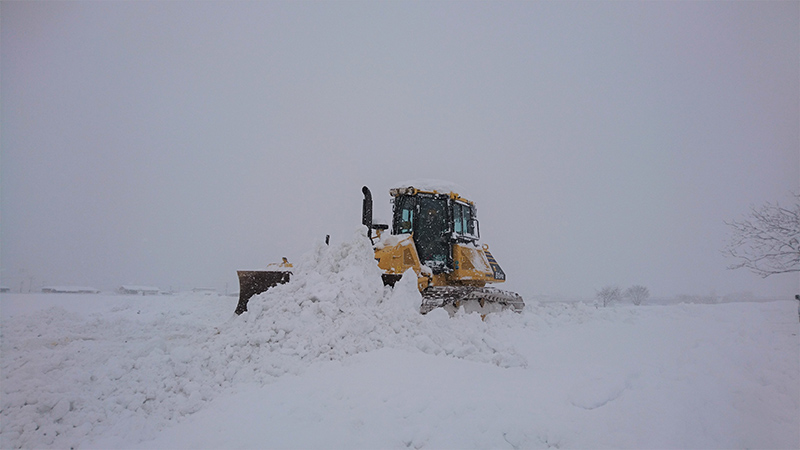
left=235, top=183, right=524, bottom=315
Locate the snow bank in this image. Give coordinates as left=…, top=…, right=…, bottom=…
left=113, top=299, right=800, bottom=450
left=118, top=285, right=160, bottom=295
left=40, top=286, right=101, bottom=294
left=0, top=228, right=524, bottom=449
left=227, top=228, right=526, bottom=374
left=0, top=294, right=227, bottom=449
left=1, top=229, right=797, bottom=448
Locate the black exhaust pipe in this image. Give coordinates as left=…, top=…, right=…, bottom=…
left=362, top=186, right=373, bottom=239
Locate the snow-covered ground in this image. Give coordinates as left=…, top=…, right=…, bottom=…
left=1, top=230, right=798, bottom=449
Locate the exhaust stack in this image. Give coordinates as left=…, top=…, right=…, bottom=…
left=362, top=186, right=387, bottom=242
left=362, top=186, right=373, bottom=228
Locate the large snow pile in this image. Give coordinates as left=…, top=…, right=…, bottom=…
left=1, top=228, right=798, bottom=448
left=228, top=229, right=525, bottom=372
left=0, top=229, right=524, bottom=448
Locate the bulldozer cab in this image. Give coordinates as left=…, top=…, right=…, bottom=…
left=391, top=191, right=479, bottom=274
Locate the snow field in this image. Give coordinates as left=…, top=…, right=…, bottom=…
left=115, top=300, right=799, bottom=449
left=511, top=301, right=800, bottom=448
left=1, top=228, right=798, bottom=448
left=1, top=229, right=525, bottom=448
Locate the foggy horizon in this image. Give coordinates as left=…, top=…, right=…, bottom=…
left=2, top=1, right=798, bottom=299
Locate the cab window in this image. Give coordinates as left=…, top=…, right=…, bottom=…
left=453, top=202, right=474, bottom=237
left=400, top=208, right=414, bottom=234
left=464, top=204, right=474, bottom=235
left=393, top=196, right=415, bottom=235
left=453, top=202, right=463, bottom=234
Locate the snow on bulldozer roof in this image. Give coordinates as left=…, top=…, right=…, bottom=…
left=391, top=179, right=472, bottom=201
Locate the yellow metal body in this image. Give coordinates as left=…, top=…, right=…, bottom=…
left=373, top=187, right=507, bottom=291
left=375, top=239, right=505, bottom=290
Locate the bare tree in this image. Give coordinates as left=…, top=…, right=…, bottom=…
left=724, top=194, right=800, bottom=278
left=624, top=285, right=650, bottom=306
left=596, top=285, right=622, bottom=307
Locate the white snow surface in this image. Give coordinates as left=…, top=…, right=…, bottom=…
left=118, top=286, right=161, bottom=293
left=1, top=229, right=798, bottom=449
left=40, top=286, right=101, bottom=294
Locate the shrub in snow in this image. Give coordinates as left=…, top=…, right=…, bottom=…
left=596, top=285, right=622, bottom=307
left=624, top=285, right=650, bottom=306
left=724, top=193, right=800, bottom=278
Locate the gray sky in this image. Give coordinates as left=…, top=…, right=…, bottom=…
left=2, top=1, right=798, bottom=298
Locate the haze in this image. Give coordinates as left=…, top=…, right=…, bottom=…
left=1, top=1, right=798, bottom=299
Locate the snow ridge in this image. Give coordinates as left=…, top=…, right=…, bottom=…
left=224, top=228, right=526, bottom=378
left=0, top=228, right=524, bottom=448
left=6, top=229, right=795, bottom=449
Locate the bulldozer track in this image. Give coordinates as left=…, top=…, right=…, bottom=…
left=421, top=286, right=525, bottom=314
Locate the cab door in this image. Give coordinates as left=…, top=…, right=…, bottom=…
left=415, top=196, right=451, bottom=273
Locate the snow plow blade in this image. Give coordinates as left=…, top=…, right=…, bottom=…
left=235, top=270, right=290, bottom=315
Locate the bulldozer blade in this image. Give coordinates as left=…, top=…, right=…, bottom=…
left=235, top=270, right=291, bottom=315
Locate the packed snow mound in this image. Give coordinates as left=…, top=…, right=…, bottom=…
left=229, top=227, right=527, bottom=374
left=0, top=228, right=524, bottom=448
left=2, top=280, right=798, bottom=449
left=5, top=229, right=797, bottom=449
left=1, top=299, right=222, bottom=448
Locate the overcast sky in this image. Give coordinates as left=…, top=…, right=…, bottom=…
left=2, top=1, right=798, bottom=299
